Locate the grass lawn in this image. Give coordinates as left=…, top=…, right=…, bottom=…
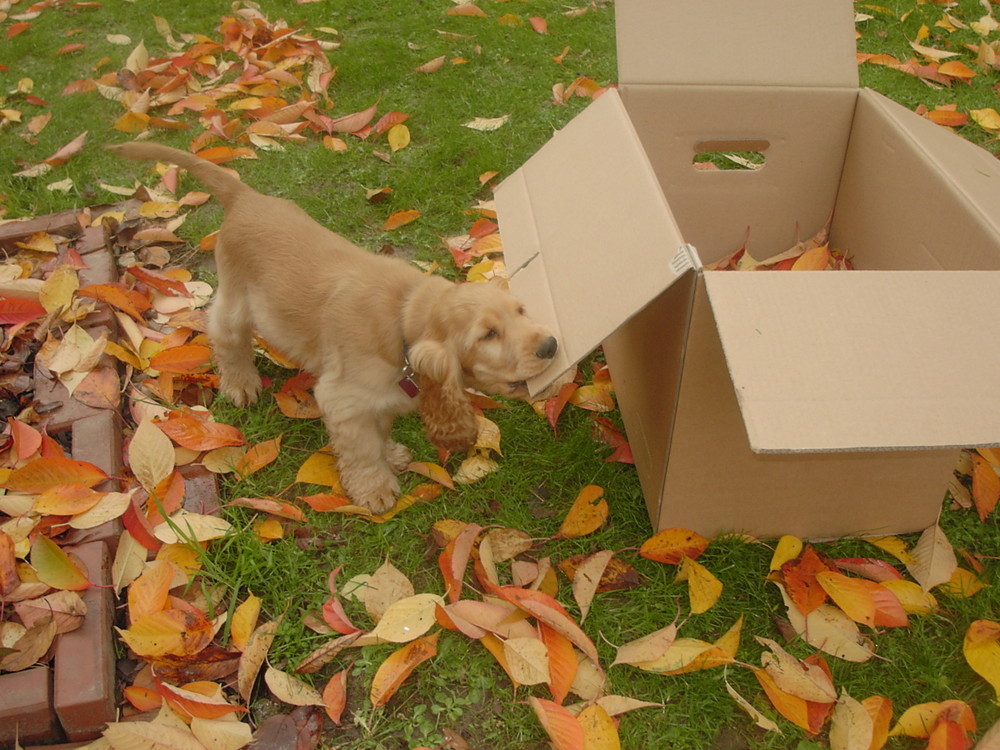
left=2, top=1, right=999, bottom=749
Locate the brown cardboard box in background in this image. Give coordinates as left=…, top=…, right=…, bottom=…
left=495, top=0, right=1000, bottom=540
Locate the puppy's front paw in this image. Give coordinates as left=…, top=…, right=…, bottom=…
left=341, top=467, right=399, bottom=514
left=386, top=441, right=413, bottom=474
left=221, top=374, right=262, bottom=407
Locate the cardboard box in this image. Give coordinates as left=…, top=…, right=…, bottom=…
left=495, top=0, right=1000, bottom=540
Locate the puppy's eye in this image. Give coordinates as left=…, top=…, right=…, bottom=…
left=482, top=328, right=499, bottom=340
left=517, top=306, right=526, bottom=315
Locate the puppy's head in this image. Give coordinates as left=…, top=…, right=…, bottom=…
left=453, top=282, right=558, bottom=399
left=404, top=278, right=558, bottom=451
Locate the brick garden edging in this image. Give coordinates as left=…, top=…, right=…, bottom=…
left=0, top=210, right=222, bottom=748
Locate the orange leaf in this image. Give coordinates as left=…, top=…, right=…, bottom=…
left=528, top=697, right=585, bottom=750
left=150, top=345, right=213, bottom=374
left=6, top=21, right=30, bottom=39
left=298, top=493, right=350, bottom=512
left=639, top=528, right=710, bottom=565
left=33, top=483, right=105, bottom=516
left=938, top=60, right=976, bottom=80
left=779, top=544, right=833, bottom=615
left=234, top=437, right=282, bottom=479
left=374, top=110, right=409, bottom=134
left=540, top=622, right=578, bottom=704
left=555, top=485, right=608, bottom=539
left=491, top=586, right=601, bottom=667
left=4, top=456, right=109, bottom=493
left=816, top=570, right=877, bottom=627
left=229, top=496, right=304, bottom=522
left=754, top=668, right=827, bottom=735
left=0, top=532, right=19, bottom=598
left=971, top=454, right=1000, bottom=521
left=330, top=102, right=378, bottom=134
left=30, top=535, right=91, bottom=591
left=117, top=606, right=214, bottom=658
left=322, top=669, right=348, bottom=725
left=194, top=145, right=255, bottom=164
left=274, top=388, right=321, bottom=419
left=447, top=3, right=487, bottom=16
left=156, top=414, right=246, bottom=451
left=863, top=695, right=894, bottom=750
left=369, top=633, right=439, bottom=707
left=530, top=16, right=548, bottom=34
left=155, top=677, right=247, bottom=720
left=128, top=559, right=174, bottom=624
left=55, top=43, right=86, bottom=55
left=77, top=283, right=151, bottom=320
left=382, top=209, right=420, bottom=231
left=791, top=245, right=831, bottom=270
left=438, top=523, right=483, bottom=603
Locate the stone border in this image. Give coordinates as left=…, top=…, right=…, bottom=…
left=0, top=210, right=222, bottom=747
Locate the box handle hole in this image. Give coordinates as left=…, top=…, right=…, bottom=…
left=693, top=139, right=769, bottom=171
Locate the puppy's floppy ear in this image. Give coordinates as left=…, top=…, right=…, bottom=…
left=407, top=340, right=478, bottom=453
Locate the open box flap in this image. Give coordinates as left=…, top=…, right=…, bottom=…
left=496, top=90, right=692, bottom=396
left=704, top=270, right=1000, bottom=452
left=616, top=0, right=858, bottom=89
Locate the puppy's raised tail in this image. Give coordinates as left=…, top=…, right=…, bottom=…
left=107, top=142, right=248, bottom=208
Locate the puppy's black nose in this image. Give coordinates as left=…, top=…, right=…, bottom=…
left=536, top=336, right=558, bottom=359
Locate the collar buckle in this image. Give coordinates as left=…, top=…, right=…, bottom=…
left=398, top=345, right=419, bottom=397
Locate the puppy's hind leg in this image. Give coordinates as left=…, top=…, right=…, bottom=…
left=315, top=377, right=400, bottom=513
left=208, top=282, right=262, bottom=407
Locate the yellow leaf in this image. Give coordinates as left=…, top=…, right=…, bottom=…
left=30, top=534, right=90, bottom=591
left=938, top=567, right=987, bottom=598
left=770, top=535, right=803, bottom=571
left=255, top=518, right=284, bottom=542
left=880, top=579, right=937, bottom=614
left=231, top=595, right=261, bottom=651
left=577, top=703, right=621, bottom=750
left=970, top=108, right=1000, bottom=132
left=555, top=484, right=607, bottom=539
left=866, top=536, right=916, bottom=565
left=39, top=264, right=79, bottom=314
left=296, top=449, right=343, bottom=490
left=676, top=556, right=722, bottom=614
left=407, top=461, right=455, bottom=489
left=387, top=123, right=410, bottom=152
left=964, top=619, right=1000, bottom=703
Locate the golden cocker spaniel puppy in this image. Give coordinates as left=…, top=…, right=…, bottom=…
left=110, top=142, right=559, bottom=512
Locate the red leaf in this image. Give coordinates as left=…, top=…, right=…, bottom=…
left=0, top=297, right=47, bottom=325
left=545, top=381, right=578, bottom=436
left=373, top=111, right=409, bottom=135
left=126, top=266, right=192, bottom=297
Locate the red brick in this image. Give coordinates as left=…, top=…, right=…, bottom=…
left=53, top=542, right=116, bottom=742
left=34, top=332, right=119, bottom=434
left=0, top=210, right=81, bottom=246
left=180, top=463, right=220, bottom=515
left=73, top=225, right=107, bottom=255
left=57, top=412, right=125, bottom=552
left=77, top=248, right=117, bottom=288
left=0, top=667, right=63, bottom=746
